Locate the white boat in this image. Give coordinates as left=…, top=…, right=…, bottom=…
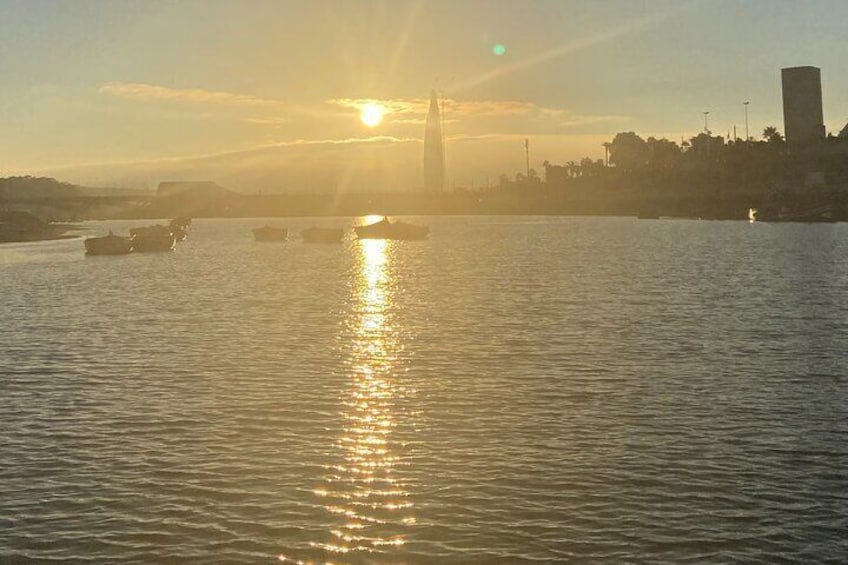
left=353, top=217, right=428, bottom=240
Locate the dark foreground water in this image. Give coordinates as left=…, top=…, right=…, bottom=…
left=2, top=216, right=847, bottom=564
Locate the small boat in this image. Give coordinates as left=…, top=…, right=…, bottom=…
left=84, top=231, right=133, bottom=255
left=171, top=217, right=192, bottom=230
left=354, top=217, right=429, bottom=240
left=169, top=218, right=189, bottom=241
left=253, top=226, right=288, bottom=242
left=301, top=226, right=344, bottom=244
left=130, top=225, right=177, bottom=252
left=170, top=226, right=187, bottom=242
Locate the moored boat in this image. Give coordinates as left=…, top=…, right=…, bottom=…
left=301, top=226, right=344, bottom=243
left=253, top=226, right=288, bottom=242
left=130, top=225, right=177, bottom=252
left=169, top=218, right=189, bottom=241
left=84, top=231, right=133, bottom=255
left=354, top=217, right=429, bottom=240
left=171, top=216, right=192, bottom=230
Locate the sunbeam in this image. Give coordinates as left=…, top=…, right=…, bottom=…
left=452, top=2, right=696, bottom=92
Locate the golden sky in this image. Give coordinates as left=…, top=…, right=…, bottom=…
left=1, top=0, right=847, bottom=191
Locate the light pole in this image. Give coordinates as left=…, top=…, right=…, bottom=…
left=743, top=101, right=750, bottom=143
left=703, top=111, right=710, bottom=134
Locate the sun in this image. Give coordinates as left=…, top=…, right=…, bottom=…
left=360, top=103, right=385, bottom=127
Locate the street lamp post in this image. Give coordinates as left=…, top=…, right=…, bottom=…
left=743, top=101, right=750, bottom=143
left=703, top=111, right=710, bottom=134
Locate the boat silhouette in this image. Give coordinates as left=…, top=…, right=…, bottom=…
left=353, top=217, right=429, bottom=240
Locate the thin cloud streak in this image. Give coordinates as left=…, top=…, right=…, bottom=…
left=99, top=82, right=281, bottom=106
left=328, top=98, right=626, bottom=131
left=247, top=117, right=289, bottom=125
left=269, top=135, right=419, bottom=147
left=559, top=115, right=629, bottom=127
left=99, top=85, right=623, bottom=130
left=328, top=97, right=621, bottom=122
left=41, top=135, right=419, bottom=172
left=99, top=82, right=352, bottom=121
left=328, top=98, right=427, bottom=117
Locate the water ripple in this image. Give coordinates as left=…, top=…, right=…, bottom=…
left=2, top=217, right=847, bottom=563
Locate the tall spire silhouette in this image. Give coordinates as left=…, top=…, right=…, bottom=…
left=423, top=89, right=445, bottom=192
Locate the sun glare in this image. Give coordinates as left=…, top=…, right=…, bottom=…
left=360, top=103, right=385, bottom=127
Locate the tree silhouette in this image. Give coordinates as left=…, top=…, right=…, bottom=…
left=762, top=126, right=784, bottom=144
left=645, top=137, right=681, bottom=171
left=608, top=132, right=648, bottom=173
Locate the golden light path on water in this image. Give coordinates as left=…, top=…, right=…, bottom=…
left=282, top=236, right=414, bottom=564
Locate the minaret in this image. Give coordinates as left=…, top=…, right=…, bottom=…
left=423, top=89, right=445, bottom=192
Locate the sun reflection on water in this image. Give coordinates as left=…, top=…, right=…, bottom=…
left=282, top=237, right=414, bottom=564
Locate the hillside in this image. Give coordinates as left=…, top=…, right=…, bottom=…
left=0, top=176, right=85, bottom=199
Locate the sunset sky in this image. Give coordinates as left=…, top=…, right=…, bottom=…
left=2, top=0, right=847, bottom=191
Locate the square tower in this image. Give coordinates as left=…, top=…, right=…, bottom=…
left=781, top=66, right=825, bottom=148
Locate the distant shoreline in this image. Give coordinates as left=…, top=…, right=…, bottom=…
left=109, top=189, right=754, bottom=222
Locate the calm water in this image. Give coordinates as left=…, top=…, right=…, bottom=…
left=2, top=216, right=847, bottom=564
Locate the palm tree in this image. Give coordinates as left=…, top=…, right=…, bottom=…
left=762, top=126, right=784, bottom=144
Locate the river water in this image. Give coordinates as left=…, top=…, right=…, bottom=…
left=2, top=216, right=847, bottom=564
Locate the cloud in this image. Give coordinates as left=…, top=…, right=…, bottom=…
left=99, top=82, right=282, bottom=106
left=247, top=117, right=289, bottom=126
left=36, top=135, right=424, bottom=193
left=99, top=82, right=353, bottom=126
left=390, top=118, right=428, bottom=125
left=264, top=135, right=419, bottom=148
left=42, top=135, right=418, bottom=173
left=558, top=114, right=630, bottom=127
left=98, top=85, right=624, bottom=134
left=326, top=98, right=616, bottom=126
left=328, top=97, right=427, bottom=118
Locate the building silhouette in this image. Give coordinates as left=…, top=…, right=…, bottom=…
left=423, top=90, right=445, bottom=191
left=781, top=66, right=825, bottom=148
